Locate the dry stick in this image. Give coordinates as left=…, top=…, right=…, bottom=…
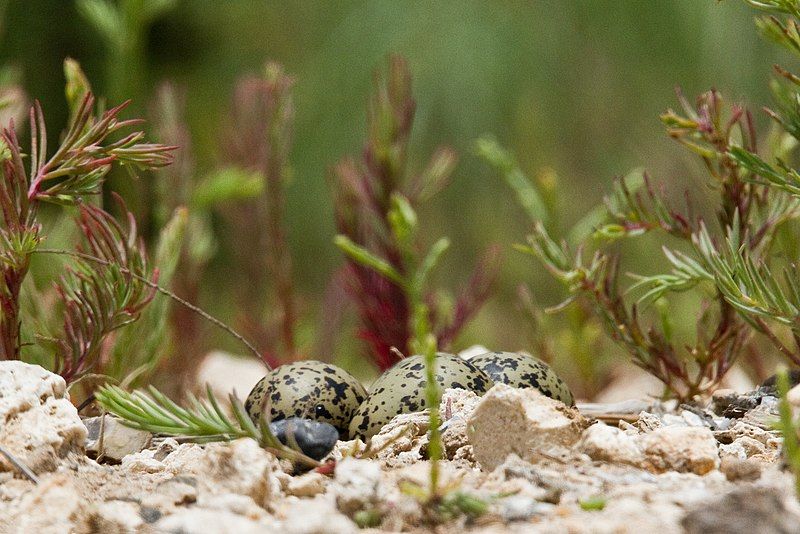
left=755, top=317, right=800, bottom=367
left=0, top=444, right=39, bottom=484
left=33, top=248, right=268, bottom=369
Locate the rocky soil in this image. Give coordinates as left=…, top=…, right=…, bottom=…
left=2, top=360, right=799, bottom=534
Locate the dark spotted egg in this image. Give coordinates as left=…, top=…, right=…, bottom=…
left=349, top=352, right=493, bottom=440
left=469, top=351, right=574, bottom=406
left=244, top=360, right=367, bottom=439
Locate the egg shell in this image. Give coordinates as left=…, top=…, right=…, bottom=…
left=349, top=352, right=493, bottom=440
left=244, top=360, right=367, bottom=439
left=469, top=351, right=574, bottom=406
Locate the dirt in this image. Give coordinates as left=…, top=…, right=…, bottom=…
left=1, top=380, right=799, bottom=533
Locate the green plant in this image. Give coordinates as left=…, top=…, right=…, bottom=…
left=0, top=79, right=173, bottom=378
left=144, top=83, right=225, bottom=394
left=146, top=64, right=302, bottom=395
left=144, top=83, right=251, bottom=395
left=481, top=0, right=800, bottom=400
left=47, top=197, right=158, bottom=382
left=77, top=0, right=176, bottom=108
left=221, top=62, right=300, bottom=365
left=477, top=138, right=612, bottom=397
left=390, top=295, right=487, bottom=524
left=775, top=366, right=800, bottom=498
left=77, top=0, right=178, bottom=223
left=579, top=496, right=607, bottom=511
left=333, top=56, right=500, bottom=370
left=629, top=0, right=800, bottom=371
left=95, top=384, right=319, bottom=468
left=105, top=205, right=187, bottom=384
left=399, top=476, right=488, bottom=524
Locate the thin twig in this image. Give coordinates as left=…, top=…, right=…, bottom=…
left=755, top=317, right=800, bottom=366
left=33, top=248, right=268, bottom=369
left=0, top=444, right=39, bottom=484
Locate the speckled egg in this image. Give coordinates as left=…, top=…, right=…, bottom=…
left=349, top=353, right=493, bottom=440
left=245, top=360, right=367, bottom=439
left=469, top=351, right=574, bottom=406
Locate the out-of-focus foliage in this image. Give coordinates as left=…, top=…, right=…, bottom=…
left=483, top=0, right=800, bottom=401
left=333, top=56, right=499, bottom=370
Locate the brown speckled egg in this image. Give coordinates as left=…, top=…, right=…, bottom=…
left=349, top=353, right=493, bottom=440
left=245, top=360, right=367, bottom=439
left=469, top=351, right=574, bottom=406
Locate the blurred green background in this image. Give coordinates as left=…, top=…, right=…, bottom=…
left=0, top=1, right=783, bottom=389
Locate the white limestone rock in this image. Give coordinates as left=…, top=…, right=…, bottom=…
left=0, top=361, right=86, bottom=474
left=468, top=383, right=588, bottom=470
left=84, top=414, right=152, bottom=462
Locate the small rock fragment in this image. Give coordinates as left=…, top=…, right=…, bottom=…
left=718, top=436, right=766, bottom=461
left=393, top=460, right=463, bottom=490
left=711, top=388, right=760, bottom=419
left=138, top=439, right=282, bottom=509
left=10, top=474, right=84, bottom=532
left=635, top=411, right=664, bottom=432
left=85, top=499, right=144, bottom=533
left=159, top=443, right=207, bottom=472
left=719, top=457, right=761, bottom=482
left=152, top=437, right=180, bottom=461
left=439, top=388, right=481, bottom=459
left=711, top=388, right=738, bottom=413
left=0, top=361, right=67, bottom=419
left=578, top=422, right=644, bottom=467
left=332, top=457, right=385, bottom=516
left=682, top=486, right=797, bottom=534
left=481, top=454, right=563, bottom=504
left=717, top=420, right=778, bottom=446
left=194, top=439, right=282, bottom=508
left=269, top=417, right=339, bottom=461
left=742, top=396, right=780, bottom=428
left=368, top=411, right=428, bottom=462
left=149, top=476, right=198, bottom=507
left=788, top=383, right=800, bottom=414
left=139, top=506, right=162, bottom=524
left=639, top=426, right=719, bottom=475
left=468, top=383, right=587, bottom=470
left=155, top=508, right=273, bottom=534
left=281, top=498, right=359, bottom=534
left=499, top=495, right=554, bottom=521
left=84, top=414, right=152, bottom=462
left=197, top=492, right=269, bottom=519
left=286, top=471, right=327, bottom=497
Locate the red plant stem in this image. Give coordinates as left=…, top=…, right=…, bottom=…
left=264, top=151, right=296, bottom=358
left=0, top=281, right=22, bottom=359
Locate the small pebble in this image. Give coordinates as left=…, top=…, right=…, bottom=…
left=500, top=495, right=554, bottom=521
left=269, top=418, right=339, bottom=461
left=719, top=458, right=762, bottom=482
left=139, top=506, right=162, bottom=524
left=758, top=370, right=800, bottom=395
left=84, top=415, right=152, bottom=462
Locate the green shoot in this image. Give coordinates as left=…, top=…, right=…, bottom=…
left=579, top=496, right=607, bottom=511
left=95, top=384, right=319, bottom=468
left=776, top=367, right=800, bottom=498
